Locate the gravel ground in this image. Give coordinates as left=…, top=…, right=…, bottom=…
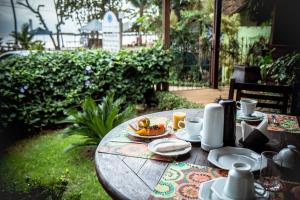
left=172, top=87, right=229, bottom=105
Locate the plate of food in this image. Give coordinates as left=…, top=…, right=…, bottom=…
left=128, top=117, right=170, bottom=138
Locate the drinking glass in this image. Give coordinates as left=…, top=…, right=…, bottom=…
left=259, top=151, right=282, bottom=192
left=172, top=112, right=186, bottom=130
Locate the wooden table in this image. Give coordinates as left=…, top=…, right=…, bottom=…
left=95, top=109, right=300, bottom=200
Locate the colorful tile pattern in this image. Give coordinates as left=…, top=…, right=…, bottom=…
left=148, top=162, right=300, bottom=200
left=148, top=162, right=227, bottom=200
left=268, top=114, right=300, bottom=133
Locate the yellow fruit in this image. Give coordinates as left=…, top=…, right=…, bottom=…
left=138, top=117, right=150, bottom=128
left=135, top=124, right=165, bottom=136
left=136, top=128, right=147, bottom=135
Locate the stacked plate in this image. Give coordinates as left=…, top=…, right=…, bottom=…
left=198, top=147, right=269, bottom=200
left=207, top=147, right=261, bottom=171
left=198, top=177, right=269, bottom=200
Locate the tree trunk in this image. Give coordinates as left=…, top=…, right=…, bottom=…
left=56, top=27, right=61, bottom=50
left=10, top=0, right=18, bottom=47
left=138, top=6, right=144, bottom=46
left=54, top=0, right=62, bottom=50
left=18, top=0, right=58, bottom=49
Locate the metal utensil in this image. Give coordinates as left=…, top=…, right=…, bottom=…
left=272, top=114, right=279, bottom=125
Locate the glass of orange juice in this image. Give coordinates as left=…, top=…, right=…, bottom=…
left=172, top=112, right=186, bottom=130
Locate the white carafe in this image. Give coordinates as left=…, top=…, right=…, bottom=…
left=201, top=103, right=224, bottom=151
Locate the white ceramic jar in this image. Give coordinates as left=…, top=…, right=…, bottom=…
left=201, top=103, right=224, bottom=151
left=223, top=162, right=255, bottom=200
left=274, top=145, right=300, bottom=169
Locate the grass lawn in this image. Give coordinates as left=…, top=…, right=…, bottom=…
left=0, top=92, right=203, bottom=200
left=0, top=130, right=111, bottom=200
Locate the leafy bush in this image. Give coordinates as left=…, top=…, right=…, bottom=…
left=0, top=46, right=172, bottom=132
left=260, top=52, right=300, bottom=85
left=156, top=92, right=203, bottom=110
left=61, top=94, right=134, bottom=151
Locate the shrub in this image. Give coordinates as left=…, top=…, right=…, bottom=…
left=0, top=46, right=172, bottom=132
left=260, top=52, right=300, bottom=85
left=61, top=94, right=134, bottom=151
left=156, top=92, right=203, bottom=110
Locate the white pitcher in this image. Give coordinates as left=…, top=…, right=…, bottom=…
left=201, top=103, right=224, bottom=151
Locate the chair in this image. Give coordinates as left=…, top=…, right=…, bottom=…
left=228, top=78, right=292, bottom=114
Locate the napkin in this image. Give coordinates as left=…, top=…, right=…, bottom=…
left=240, top=119, right=269, bottom=151
left=239, top=129, right=269, bottom=150
left=154, top=141, right=190, bottom=152
left=241, top=119, right=268, bottom=141
left=241, top=121, right=254, bottom=141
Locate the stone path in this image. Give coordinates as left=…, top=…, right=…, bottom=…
left=172, top=87, right=229, bottom=105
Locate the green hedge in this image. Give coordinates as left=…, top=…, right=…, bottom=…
left=0, top=47, right=172, bottom=131
left=156, top=92, right=203, bottom=110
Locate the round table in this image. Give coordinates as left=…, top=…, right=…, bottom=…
left=95, top=109, right=300, bottom=200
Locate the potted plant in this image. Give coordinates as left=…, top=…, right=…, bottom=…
left=232, top=37, right=272, bottom=83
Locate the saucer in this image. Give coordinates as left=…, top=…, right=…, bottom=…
left=175, top=128, right=201, bottom=143
left=237, top=110, right=265, bottom=121
left=198, top=179, right=221, bottom=200
left=211, top=177, right=269, bottom=200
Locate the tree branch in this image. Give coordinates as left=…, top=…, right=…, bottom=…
left=18, top=0, right=59, bottom=49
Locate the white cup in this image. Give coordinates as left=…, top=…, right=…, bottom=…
left=238, top=99, right=257, bottom=116
left=223, top=162, right=255, bottom=200
left=178, top=117, right=202, bottom=137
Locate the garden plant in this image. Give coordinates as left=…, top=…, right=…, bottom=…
left=61, top=94, right=134, bottom=151
left=0, top=46, right=172, bottom=133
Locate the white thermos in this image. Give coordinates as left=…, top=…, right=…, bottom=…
left=201, top=103, right=224, bottom=151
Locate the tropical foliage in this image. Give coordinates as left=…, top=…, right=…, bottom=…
left=260, top=52, right=300, bottom=85
left=9, top=23, right=45, bottom=50
left=10, top=23, right=34, bottom=49
left=56, top=0, right=128, bottom=27
left=0, top=46, right=172, bottom=132
left=61, top=94, right=134, bottom=151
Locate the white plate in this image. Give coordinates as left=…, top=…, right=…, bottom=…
left=128, top=117, right=170, bottom=139
left=237, top=110, right=265, bottom=121
left=128, top=129, right=170, bottom=139
left=148, top=138, right=192, bottom=157
left=198, top=179, right=221, bottom=200
left=211, top=177, right=269, bottom=200
left=175, top=128, right=201, bottom=143
left=207, top=147, right=261, bottom=171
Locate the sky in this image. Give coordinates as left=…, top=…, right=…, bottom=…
left=0, top=0, right=79, bottom=42
left=0, top=0, right=135, bottom=43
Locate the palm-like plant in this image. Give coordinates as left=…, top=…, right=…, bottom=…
left=130, top=0, right=149, bottom=18
left=10, top=23, right=34, bottom=49
left=129, top=0, right=150, bottom=45
left=61, top=94, right=134, bottom=151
